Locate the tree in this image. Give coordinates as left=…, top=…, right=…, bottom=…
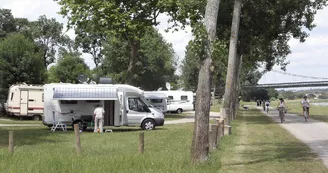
left=30, top=15, right=65, bottom=67
left=100, top=28, right=177, bottom=90
left=0, top=9, right=16, bottom=39
left=191, top=0, right=220, bottom=163
left=47, top=51, right=90, bottom=84
left=268, top=88, right=279, bottom=100
left=56, top=0, right=174, bottom=84
left=0, top=33, right=45, bottom=100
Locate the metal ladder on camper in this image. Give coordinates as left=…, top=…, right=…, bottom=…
left=51, top=111, right=67, bottom=132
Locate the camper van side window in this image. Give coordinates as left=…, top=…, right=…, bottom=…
left=10, top=93, right=14, bottom=101
left=60, top=100, right=78, bottom=104
left=150, top=99, right=163, bottom=103
left=168, top=96, right=173, bottom=100
left=42, top=93, right=44, bottom=102
left=181, top=96, right=188, bottom=101
left=86, top=100, right=100, bottom=103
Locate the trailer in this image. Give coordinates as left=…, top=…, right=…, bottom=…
left=146, top=90, right=194, bottom=114
left=43, top=83, right=164, bottom=131
left=144, top=92, right=167, bottom=112
left=5, top=84, right=43, bottom=120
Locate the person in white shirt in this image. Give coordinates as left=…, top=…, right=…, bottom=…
left=277, top=98, right=286, bottom=122
left=94, top=104, right=105, bottom=133
left=301, top=96, right=310, bottom=119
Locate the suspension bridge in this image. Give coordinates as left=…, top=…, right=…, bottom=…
left=242, top=69, right=328, bottom=89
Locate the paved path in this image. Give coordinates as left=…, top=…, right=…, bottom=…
left=165, top=111, right=220, bottom=125
left=260, top=106, right=328, bottom=168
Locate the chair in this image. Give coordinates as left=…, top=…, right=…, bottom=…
left=51, top=111, right=67, bottom=132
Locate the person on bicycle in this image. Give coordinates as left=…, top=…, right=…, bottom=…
left=301, top=96, right=310, bottom=119
left=277, top=98, right=286, bottom=122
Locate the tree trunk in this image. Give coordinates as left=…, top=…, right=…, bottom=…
left=232, top=54, right=242, bottom=119
left=222, top=0, right=242, bottom=125
left=191, top=0, right=220, bottom=163
left=126, top=40, right=140, bottom=85
left=234, top=55, right=243, bottom=118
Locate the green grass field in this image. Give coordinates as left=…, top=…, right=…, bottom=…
left=0, top=108, right=326, bottom=173
left=164, top=113, right=191, bottom=121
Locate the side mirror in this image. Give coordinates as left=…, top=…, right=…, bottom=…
left=126, top=110, right=129, bottom=113
left=143, top=106, right=151, bottom=113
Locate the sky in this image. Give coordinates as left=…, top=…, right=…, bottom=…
left=1, top=0, right=328, bottom=85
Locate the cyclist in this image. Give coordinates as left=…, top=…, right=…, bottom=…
left=301, top=96, right=310, bottom=119
left=277, top=98, right=286, bottom=122
left=265, top=100, right=270, bottom=112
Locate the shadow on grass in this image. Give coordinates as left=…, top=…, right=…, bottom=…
left=0, top=127, right=62, bottom=147
left=228, top=141, right=317, bottom=166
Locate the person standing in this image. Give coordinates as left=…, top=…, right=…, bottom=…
left=94, top=104, right=105, bottom=133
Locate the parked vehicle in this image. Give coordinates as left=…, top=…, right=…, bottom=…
left=43, top=83, right=164, bottom=130
left=147, top=90, right=194, bottom=114
left=144, top=92, right=167, bottom=113
left=5, top=84, right=43, bottom=120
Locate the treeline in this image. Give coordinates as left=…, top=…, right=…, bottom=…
left=0, top=9, right=178, bottom=102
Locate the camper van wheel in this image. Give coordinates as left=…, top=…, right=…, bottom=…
left=32, top=115, right=41, bottom=121
left=176, top=109, right=183, bottom=114
left=141, top=119, right=155, bottom=130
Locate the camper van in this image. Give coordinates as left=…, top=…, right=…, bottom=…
left=149, top=91, right=194, bottom=114
left=144, top=92, right=167, bottom=112
left=42, top=83, right=164, bottom=130
left=6, top=84, right=44, bottom=120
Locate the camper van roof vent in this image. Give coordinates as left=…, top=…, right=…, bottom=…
left=99, top=77, right=113, bottom=84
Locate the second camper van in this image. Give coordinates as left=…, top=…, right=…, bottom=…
left=43, top=83, right=164, bottom=130
left=6, top=84, right=44, bottom=120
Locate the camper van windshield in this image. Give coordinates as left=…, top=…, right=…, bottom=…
left=141, top=97, right=152, bottom=107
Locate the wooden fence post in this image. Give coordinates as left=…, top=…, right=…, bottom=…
left=8, top=131, right=14, bottom=154
left=74, top=124, right=82, bottom=155
left=209, top=124, right=218, bottom=151
left=139, top=132, right=144, bottom=154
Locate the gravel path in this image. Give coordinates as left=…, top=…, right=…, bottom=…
left=165, top=111, right=220, bottom=125
left=260, top=106, right=328, bottom=168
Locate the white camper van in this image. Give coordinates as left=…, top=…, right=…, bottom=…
left=43, top=83, right=164, bottom=130
left=6, top=84, right=44, bottom=120
left=144, top=92, right=167, bottom=112
left=149, top=91, right=194, bottom=114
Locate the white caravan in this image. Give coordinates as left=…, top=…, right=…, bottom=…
left=43, top=83, right=164, bottom=130
left=149, top=91, right=194, bottom=114
left=144, top=92, right=167, bottom=113
left=6, top=84, right=44, bottom=120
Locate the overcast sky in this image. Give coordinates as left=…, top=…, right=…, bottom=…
left=2, top=0, right=327, bottom=85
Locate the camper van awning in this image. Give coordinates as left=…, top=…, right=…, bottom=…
left=53, top=87, right=118, bottom=100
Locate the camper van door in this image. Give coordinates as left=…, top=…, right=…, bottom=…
left=20, top=90, right=28, bottom=115
left=118, top=91, right=128, bottom=126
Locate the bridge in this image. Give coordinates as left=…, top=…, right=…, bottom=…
left=242, top=80, right=328, bottom=89
left=243, top=69, right=328, bottom=89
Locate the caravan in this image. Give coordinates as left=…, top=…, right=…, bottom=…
left=6, top=84, right=44, bottom=120
left=144, top=92, right=167, bottom=112
left=147, top=91, right=194, bottom=114
left=43, top=83, right=164, bottom=130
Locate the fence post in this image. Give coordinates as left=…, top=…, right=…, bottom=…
left=218, top=119, right=225, bottom=139
left=8, top=131, right=14, bottom=154
left=209, top=124, right=218, bottom=151
left=139, top=132, right=144, bottom=154
left=74, top=124, right=82, bottom=155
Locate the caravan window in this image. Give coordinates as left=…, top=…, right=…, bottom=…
left=181, top=96, right=188, bottom=100
left=128, top=98, right=148, bottom=112
left=168, top=96, right=173, bottom=100
left=10, top=93, right=14, bottom=101
left=60, top=100, right=78, bottom=104
left=42, top=93, right=44, bottom=102
left=149, top=99, right=163, bottom=103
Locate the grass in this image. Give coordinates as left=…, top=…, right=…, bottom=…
left=210, top=100, right=222, bottom=112
left=218, top=109, right=327, bottom=172
left=0, top=108, right=326, bottom=173
left=0, top=117, right=42, bottom=124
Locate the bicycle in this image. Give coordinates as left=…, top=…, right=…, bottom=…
left=277, top=107, right=285, bottom=123
left=303, top=107, right=309, bottom=122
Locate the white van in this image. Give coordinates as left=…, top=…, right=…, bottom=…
left=6, top=84, right=44, bottom=120
left=149, top=91, right=194, bottom=114
left=144, top=92, right=167, bottom=112
left=42, top=83, right=164, bottom=130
